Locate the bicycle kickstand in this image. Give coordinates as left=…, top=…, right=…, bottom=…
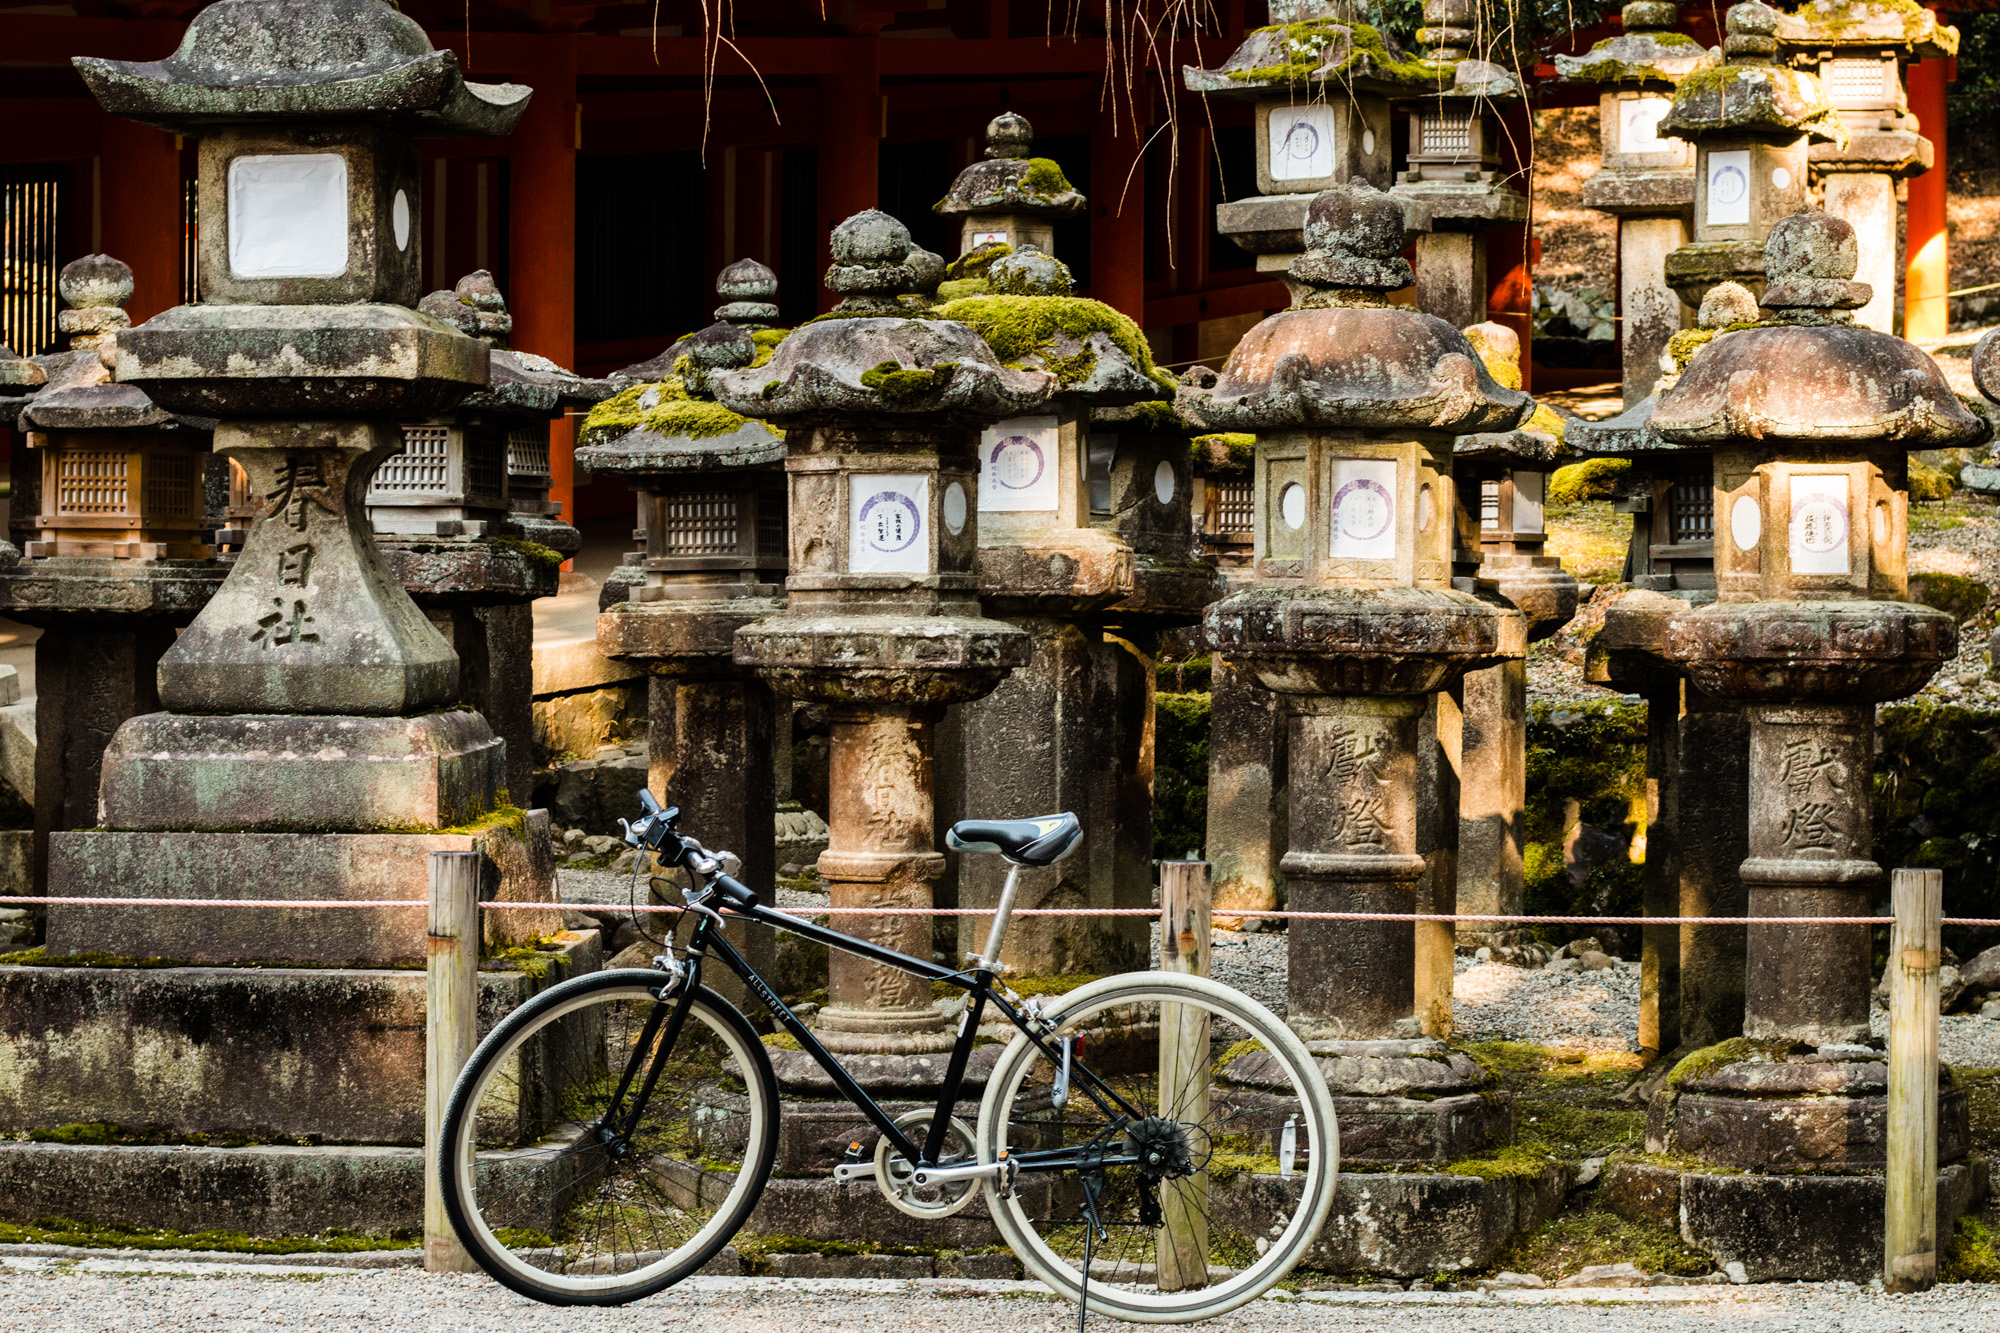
left=1077, top=1166, right=1108, bottom=1333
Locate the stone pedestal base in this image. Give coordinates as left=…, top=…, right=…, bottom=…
left=422, top=601, right=536, bottom=803
left=1294, top=1039, right=1512, bottom=1166
left=0, top=930, right=597, bottom=1143
left=1215, top=1165, right=1570, bottom=1278
left=1205, top=657, right=1287, bottom=922
left=49, top=815, right=561, bottom=965
left=1456, top=658, right=1525, bottom=942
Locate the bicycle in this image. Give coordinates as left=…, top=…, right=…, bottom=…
left=439, top=791, right=1337, bottom=1322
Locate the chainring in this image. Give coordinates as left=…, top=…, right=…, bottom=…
left=874, top=1109, right=982, bottom=1219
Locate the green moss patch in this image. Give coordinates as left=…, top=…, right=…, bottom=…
left=579, top=384, right=771, bottom=445
left=860, top=360, right=958, bottom=398
left=1490, top=1205, right=1715, bottom=1281
left=937, top=294, right=1177, bottom=394
left=1548, top=457, right=1629, bottom=506
left=1524, top=701, right=1648, bottom=925
left=0, top=1215, right=420, bottom=1255
left=1227, top=17, right=1451, bottom=86
left=1155, top=690, right=1211, bottom=861
left=1442, top=1143, right=1563, bottom=1181
left=1195, top=433, right=1257, bottom=471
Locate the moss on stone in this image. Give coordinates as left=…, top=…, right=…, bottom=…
left=1155, top=690, right=1212, bottom=861
left=1442, top=1143, right=1561, bottom=1181
left=0, top=1216, right=422, bottom=1255
left=859, top=360, right=956, bottom=399
left=1488, top=1204, right=1716, bottom=1281
left=1943, top=1214, right=2000, bottom=1282
left=1548, top=457, right=1630, bottom=506
left=938, top=294, right=1178, bottom=394
left=579, top=386, right=773, bottom=446
left=945, top=241, right=1011, bottom=282
left=1195, top=432, right=1258, bottom=471
left=1019, top=157, right=1075, bottom=200
left=1114, top=399, right=1191, bottom=434
left=1226, top=17, right=1452, bottom=86
left=762, top=1032, right=802, bottom=1050
left=1911, top=457, right=1955, bottom=502
left=1908, top=570, right=1991, bottom=621
left=1525, top=700, right=1648, bottom=925
left=488, top=537, right=565, bottom=576
left=934, top=278, right=989, bottom=302
left=1664, top=1037, right=1789, bottom=1090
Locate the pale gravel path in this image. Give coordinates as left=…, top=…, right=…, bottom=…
left=3, top=1266, right=1999, bottom=1332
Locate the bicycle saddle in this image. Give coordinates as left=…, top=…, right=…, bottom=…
left=946, top=812, right=1083, bottom=867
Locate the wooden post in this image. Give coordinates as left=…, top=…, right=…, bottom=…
left=425, top=850, right=482, bottom=1274
left=1157, top=860, right=1212, bottom=1291
left=1885, top=867, right=1942, bottom=1293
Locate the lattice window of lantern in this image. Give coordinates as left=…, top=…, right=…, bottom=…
left=1672, top=475, right=1714, bottom=542
left=1420, top=114, right=1472, bottom=159
left=506, top=426, right=551, bottom=483
left=755, top=484, right=787, bottom=561
left=465, top=436, right=507, bottom=505
left=378, top=425, right=452, bottom=492
left=143, top=451, right=201, bottom=521
left=1480, top=479, right=1501, bottom=529
left=1826, top=58, right=1888, bottom=110
left=1215, top=480, right=1255, bottom=534
left=57, top=451, right=130, bottom=515
left=664, top=490, right=742, bottom=556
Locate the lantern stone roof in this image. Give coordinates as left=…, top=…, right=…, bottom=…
left=579, top=321, right=786, bottom=474
left=74, top=0, right=530, bottom=136
left=419, top=273, right=612, bottom=417
left=1774, top=0, right=1958, bottom=60
left=1652, top=210, right=1988, bottom=449
left=1179, top=182, right=1531, bottom=434
left=713, top=210, right=1053, bottom=422
left=1182, top=0, right=1451, bottom=97
left=1660, top=2, right=1846, bottom=145
left=1556, top=0, right=1716, bottom=85
left=935, top=113, right=1085, bottom=221
left=0, top=347, right=48, bottom=404
left=1394, top=0, right=1524, bottom=100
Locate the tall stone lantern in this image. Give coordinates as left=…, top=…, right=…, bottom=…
left=1649, top=212, right=1988, bottom=1280
left=5, top=0, right=578, bottom=1206
left=1188, top=185, right=1531, bottom=1228
left=716, top=211, right=1046, bottom=1058
left=1775, top=1, right=1956, bottom=333
left=580, top=315, right=788, bottom=993
left=1555, top=1, right=1715, bottom=403
left=1183, top=0, right=1439, bottom=277
left=934, top=113, right=1084, bottom=257
left=1660, top=0, right=1844, bottom=309
left=1389, top=3, right=1530, bottom=329
left=0, top=254, right=227, bottom=900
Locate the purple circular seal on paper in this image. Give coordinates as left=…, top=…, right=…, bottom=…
left=1281, top=121, right=1321, bottom=161
left=1333, top=478, right=1393, bottom=542
left=1712, top=164, right=1747, bottom=205
left=988, top=435, right=1046, bottom=490
left=857, top=490, right=923, bottom=553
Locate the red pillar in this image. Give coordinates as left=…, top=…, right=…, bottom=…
left=507, top=34, right=579, bottom=529
left=816, top=28, right=883, bottom=314
left=1904, top=47, right=1951, bottom=342
left=1485, top=104, right=1536, bottom=393
left=1089, top=94, right=1146, bottom=323
left=98, top=115, right=184, bottom=323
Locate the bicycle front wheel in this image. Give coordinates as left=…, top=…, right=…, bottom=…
left=976, top=971, right=1337, bottom=1323
left=439, top=969, right=778, bottom=1305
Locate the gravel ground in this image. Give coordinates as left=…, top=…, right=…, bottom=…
left=2, top=1265, right=1997, bottom=1333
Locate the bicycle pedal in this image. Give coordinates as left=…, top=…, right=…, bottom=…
left=832, top=1139, right=869, bottom=1186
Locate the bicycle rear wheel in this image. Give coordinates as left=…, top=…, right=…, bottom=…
left=439, top=969, right=778, bottom=1305
left=976, top=971, right=1336, bottom=1323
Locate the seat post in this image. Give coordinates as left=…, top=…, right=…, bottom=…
left=976, top=861, right=1025, bottom=968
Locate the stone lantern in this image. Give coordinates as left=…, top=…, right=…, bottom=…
left=369, top=270, right=603, bottom=804
left=934, top=112, right=1084, bottom=257
left=1775, top=1, right=1956, bottom=332
left=1648, top=212, right=1988, bottom=1280
left=932, top=242, right=1208, bottom=977
left=1389, top=2, right=1530, bottom=329
left=0, top=0, right=576, bottom=1225
left=1187, top=185, right=1538, bottom=1267
left=580, top=311, right=789, bottom=996
left=715, top=210, right=1046, bottom=1061
left=1183, top=0, right=1440, bottom=278
left=1450, top=323, right=1578, bottom=945
left=1555, top=1, right=1715, bottom=403
left=0, top=254, right=226, bottom=903
left=1660, top=0, right=1844, bottom=309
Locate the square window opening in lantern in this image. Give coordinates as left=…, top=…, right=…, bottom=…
left=1672, top=475, right=1714, bottom=544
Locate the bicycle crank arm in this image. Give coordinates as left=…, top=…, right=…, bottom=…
left=910, top=1158, right=1017, bottom=1188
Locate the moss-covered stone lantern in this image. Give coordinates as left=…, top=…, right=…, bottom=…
left=1649, top=212, right=1989, bottom=1280
left=1187, top=186, right=1531, bottom=1261
left=714, top=210, right=1046, bottom=1059
left=933, top=113, right=1084, bottom=258
left=579, top=304, right=789, bottom=999
left=1555, top=1, right=1716, bottom=402
left=1775, top=0, right=1956, bottom=332
left=1183, top=0, right=1443, bottom=279
left=1659, top=0, right=1844, bottom=309
left=1389, top=2, right=1530, bottom=328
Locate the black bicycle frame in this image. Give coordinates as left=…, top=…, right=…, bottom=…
left=610, top=895, right=1149, bottom=1173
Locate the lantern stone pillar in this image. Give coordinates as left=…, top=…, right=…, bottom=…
left=719, top=210, right=1044, bottom=1057
left=1555, top=1, right=1713, bottom=404
left=372, top=270, right=602, bottom=803
left=1191, top=185, right=1529, bottom=1189
left=580, top=302, right=791, bottom=997
left=1776, top=4, right=1956, bottom=334
left=1659, top=1, right=1843, bottom=311
left=1648, top=211, right=1989, bottom=1281
left=0, top=255, right=226, bottom=906
left=0, top=0, right=577, bottom=1236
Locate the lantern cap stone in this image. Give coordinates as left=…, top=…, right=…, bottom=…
left=986, top=245, right=1074, bottom=297
left=18, top=252, right=192, bottom=431
left=905, top=246, right=947, bottom=304
left=935, top=114, right=1085, bottom=220
left=1289, top=180, right=1416, bottom=296
left=1971, top=327, right=2000, bottom=406
left=1661, top=3, right=1846, bottom=144
left=1554, top=1, right=1716, bottom=86
left=1699, top=281, right=1762, bottom=328
left=1759, top=210, right=1872, bottom=315
left=0, top=345, right=46, bottom=396
left=825, top=209, right=924, bottom=313
left=54, top=254, right=134, bottom=350
left=417, top=271, right=609, bottom=415
left=1773, top=0, right=1957, bottom=61
left=716, top=257, right=780, bottom=328
left=74, top=0, right=531, bottom=136
left=1653, top=214, right=1987, bottom=449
